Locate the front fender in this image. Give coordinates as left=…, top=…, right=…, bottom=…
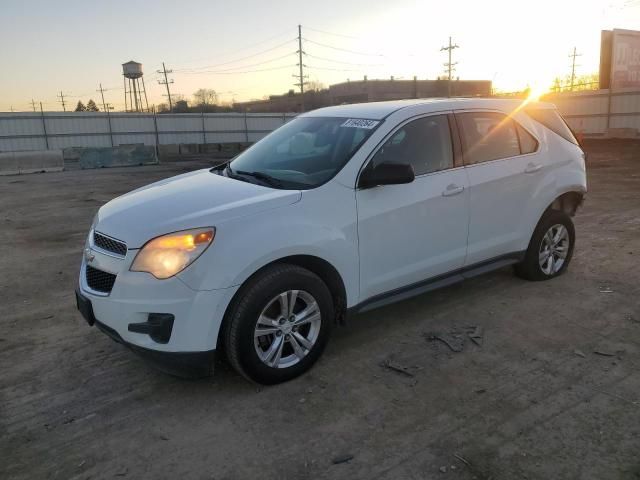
left=177, top=181, right=360, bottom=307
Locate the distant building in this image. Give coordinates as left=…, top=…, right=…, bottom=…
left=234, top=77, right=492, bottom=113
left=235, top=89, right=330, bottom=113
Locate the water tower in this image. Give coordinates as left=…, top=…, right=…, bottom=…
left=122, top=60, right=149, bottom=112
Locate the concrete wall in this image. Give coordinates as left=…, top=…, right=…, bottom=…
left=76, top=145, right=158, bottom=169
left=0, top=149, right=64, bottom=175
left=0, top=112, right=296, bottom=153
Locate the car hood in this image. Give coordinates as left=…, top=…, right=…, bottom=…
left=95, top=168, right=301, bottom=247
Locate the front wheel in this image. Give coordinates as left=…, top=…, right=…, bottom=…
left=515, top=209, right=575, bottom=281
left=223, top=264, right=334, bottom=384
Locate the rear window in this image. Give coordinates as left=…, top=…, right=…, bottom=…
left=526, top=108, right=579, bottom=145
left=456, top=112, right=521, bottom=164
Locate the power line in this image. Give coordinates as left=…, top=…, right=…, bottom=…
left=157, top=62, right=174, bottom=112
left=180, top=52, right=296, bottom=74
left=305, top=53, right=382, bottom=67
left=179, top=64, right=296, bottom=76
left=174, top=38, right=297, bottom=72
left=306, top=65, right=364, bottom=72
left=169, top=29, right=295, bottom=68
left=440, top=36, right=459, bottom=98
left=302, top=25, right=361, bottom=40
left=302, top=37, right=382, bottom=57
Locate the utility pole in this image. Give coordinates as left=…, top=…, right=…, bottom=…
left=57, top=91, right=67, bottom=112
left=31, top=99, right=37, bottom=112
left=158, top=62, right=174, bottom=112
left=293, top=24, right=308, bottom=112
left=440, top=36, right=459, bottom=98
left=104, top=102, right=114, bottom=147
left=569, top=47, right=582, bottom=91
left=40, top=102, right=49, bottom=149
left=97, top=83, right=108, bottom=112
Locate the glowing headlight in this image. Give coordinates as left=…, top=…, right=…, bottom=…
left=130, top=228, right=215, bottom=279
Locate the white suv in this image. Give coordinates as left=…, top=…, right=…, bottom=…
left=76, top=98, right=587, bottom=384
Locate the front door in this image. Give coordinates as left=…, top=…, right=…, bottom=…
left=356, top=114, right=469, bottom=302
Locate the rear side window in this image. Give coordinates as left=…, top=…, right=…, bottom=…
left=457, top=112, right=520, bottom=164
left=516, top=124, right=538, bottom=154
left=371, top=115, right=453, bottom=176
left=526, top=108, right=579, bottom=145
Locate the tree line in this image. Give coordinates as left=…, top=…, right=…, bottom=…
left=74, top=99, right=99, bottom=112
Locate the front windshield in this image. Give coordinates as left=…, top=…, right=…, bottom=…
left=228, top=116, right=380, bottom=189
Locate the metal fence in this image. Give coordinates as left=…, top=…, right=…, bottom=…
left=546, top=88, right=640, bottom=136
left=0, top=112, right=297, bottom=152
left=2, top=90, right=640, bottom=153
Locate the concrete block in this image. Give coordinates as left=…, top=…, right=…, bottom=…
left=220, top=143, right=241, bottom=154
left=179, top=144, right=199, bottom=155
left=0, top=150, right=64, bottom=175
left=199, top=143, right=221, bottom=154
left=157, top=144, right=179, bottom=156
left=77, top=145, right=158, bottom=169
left=606, top=128, right=638, bottom=139
left=62, top=147, right=82, bottom=161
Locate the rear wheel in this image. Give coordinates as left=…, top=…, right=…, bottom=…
left=223, top=264, right=333, bottom=384
left=515, top=209, right=575, bottom=281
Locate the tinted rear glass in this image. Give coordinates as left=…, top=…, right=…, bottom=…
left=457, top=112, right=520, bottom=164
left=526, top=108, right=578, bottom=145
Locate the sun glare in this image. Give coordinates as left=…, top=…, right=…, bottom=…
left=526, top=84, right=548, bottom=102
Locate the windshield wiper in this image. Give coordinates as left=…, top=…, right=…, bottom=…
left=235, top=170, right=284, bottom=188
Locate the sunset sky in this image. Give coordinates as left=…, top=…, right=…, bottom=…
left=1, top=0, right=640, bottom=111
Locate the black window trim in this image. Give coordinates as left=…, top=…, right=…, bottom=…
left=515, top=120, right=540, bottom=156
left=453, top=109, right=541, bottom=167
left=356, top=109, right=461, bottom=189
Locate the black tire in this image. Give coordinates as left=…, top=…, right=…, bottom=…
left=223, top=263, right=334, bottom=385
left=515, top=209, right=575, bottom=281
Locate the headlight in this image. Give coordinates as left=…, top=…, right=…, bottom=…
left=130, top=228, right=215, bottom=279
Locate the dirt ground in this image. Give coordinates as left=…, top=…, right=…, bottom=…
left=1, top=140, right=639, bottom=480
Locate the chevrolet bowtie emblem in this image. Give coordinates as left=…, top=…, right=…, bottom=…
left=84, top=248, right=95, bottom=263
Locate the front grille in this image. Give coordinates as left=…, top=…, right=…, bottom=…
left=86, top=265, right=117, bottom=294
left=94, top=231, right=127, bottom=256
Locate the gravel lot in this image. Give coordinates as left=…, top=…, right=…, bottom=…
left=1, top=141, right=639, bottom=480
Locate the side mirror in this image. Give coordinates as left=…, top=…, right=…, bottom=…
left=359, top=162, right=415, bottom=189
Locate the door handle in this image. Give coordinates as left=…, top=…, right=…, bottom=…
left=524, top=163, right=543, bottom=174
left=442, top=184, right=465, bottom=197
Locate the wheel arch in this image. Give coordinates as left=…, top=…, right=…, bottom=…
left=216, top=254, right=348, bottom=351
left=547, top=190, right=585, bottom=217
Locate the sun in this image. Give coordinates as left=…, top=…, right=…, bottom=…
left=526, top=83, right=548, bottom=102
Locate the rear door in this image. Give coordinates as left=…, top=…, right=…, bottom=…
left=455, top=110, right=543, bottom=265
left=356, top=113, right=469, bottom=301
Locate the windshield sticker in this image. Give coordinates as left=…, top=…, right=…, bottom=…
left=341, top=118, right=379, bottom=129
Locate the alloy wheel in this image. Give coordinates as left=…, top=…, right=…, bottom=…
left=538, top=224, right=570, bottom=275
left=253, top=290, right=322, bottom=369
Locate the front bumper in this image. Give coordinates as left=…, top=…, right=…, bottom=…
left=76, top=235, right=239, bottom=378
left=76, top=288, right=216, bottom=378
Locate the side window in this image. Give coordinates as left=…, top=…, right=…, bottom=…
left=526, top=108, right=579, bottom=145
left=457, top=112, right=520, bottom=165
left=371, top=115, right=453, bottom=176
left=516, top=123, right=538, bottom=154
